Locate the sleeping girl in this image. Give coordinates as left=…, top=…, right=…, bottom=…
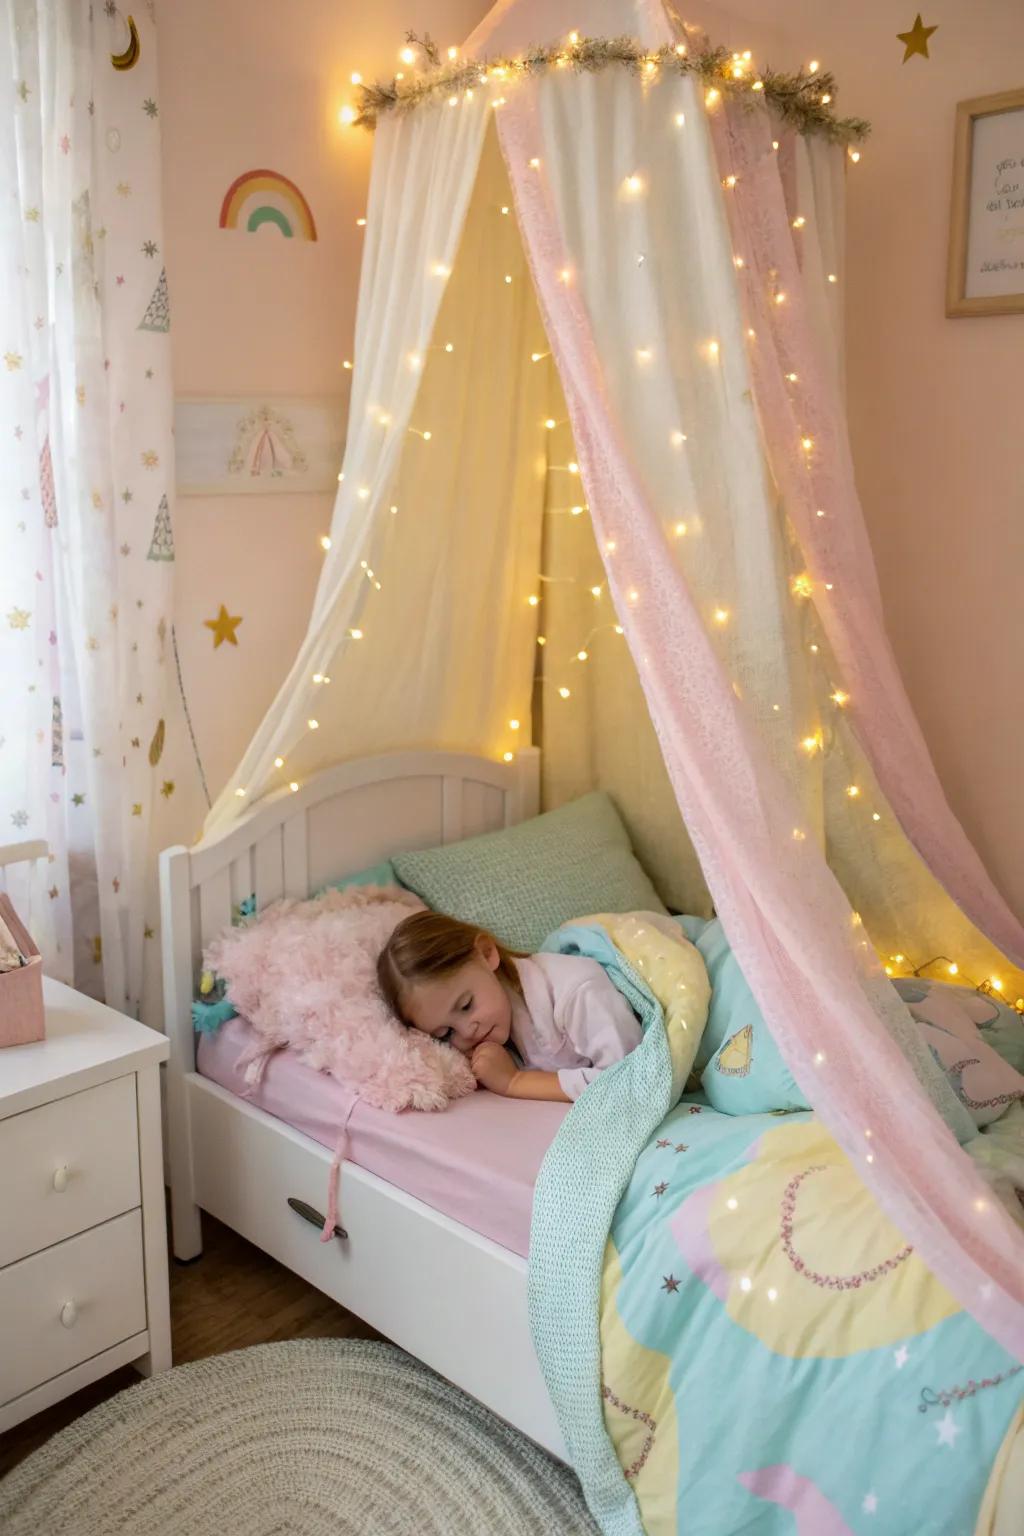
left=377, top=910, right=641, bottom=1102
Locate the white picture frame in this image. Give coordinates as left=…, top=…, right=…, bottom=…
left=174, top=396, right=346, bottom=496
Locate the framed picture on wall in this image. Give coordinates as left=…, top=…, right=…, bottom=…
left=947, top=88, right=1024, bottom=317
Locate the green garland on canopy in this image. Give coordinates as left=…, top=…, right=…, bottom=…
left=352, top=32, right=871, bottom=145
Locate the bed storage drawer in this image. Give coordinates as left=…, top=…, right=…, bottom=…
left=0, top=1074, right=141, bottom=1269
left=188, top=1072, right=565, bottom=1459
left=0, top=1208, right=147, bottom=1407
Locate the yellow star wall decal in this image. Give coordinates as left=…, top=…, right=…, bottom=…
left=204, top=603, right=243, bottom=648
left=898, top=14, right=938, bottom=61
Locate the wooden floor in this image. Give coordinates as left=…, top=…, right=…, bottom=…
left=0, top=1207, right=379, bottom=1481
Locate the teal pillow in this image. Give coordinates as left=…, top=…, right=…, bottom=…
left=693, top=918, right=809, bottom=1114
left=391, top=792, right=666, bottom=952
left=318, top=858, right=398, bottom=895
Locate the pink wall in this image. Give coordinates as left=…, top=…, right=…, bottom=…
left=159, top=1, right=1022, bottom=920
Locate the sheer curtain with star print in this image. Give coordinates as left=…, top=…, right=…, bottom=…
left=0, top=0, right=175, bottom=1012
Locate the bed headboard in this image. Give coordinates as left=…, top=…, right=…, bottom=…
left=158, top=747, right=540, bottom=1070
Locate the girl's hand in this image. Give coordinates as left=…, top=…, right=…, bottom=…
left=470, top=1041, right=519, bottom=1095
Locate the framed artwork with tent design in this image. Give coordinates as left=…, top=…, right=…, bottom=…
left=161, top=4, right=1024, bottom=1531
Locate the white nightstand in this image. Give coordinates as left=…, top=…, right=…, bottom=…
left=0, top=978, right=172, bottom=1432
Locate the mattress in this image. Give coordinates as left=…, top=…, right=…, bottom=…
left=196, top=1017, right=569, bottom=1257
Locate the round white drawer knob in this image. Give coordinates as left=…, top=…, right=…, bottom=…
left=60, top=1301, right=78, bottom=1329
left=53, top=1164, right=70, bottom=1193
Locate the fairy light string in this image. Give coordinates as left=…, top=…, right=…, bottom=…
left=344, top=33, right=870, bottom=145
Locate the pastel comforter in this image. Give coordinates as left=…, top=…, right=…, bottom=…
left=529, top=914, right=1024, bottom=1536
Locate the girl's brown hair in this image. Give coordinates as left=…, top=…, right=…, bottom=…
left=377, top=911, right=523, bottom=1023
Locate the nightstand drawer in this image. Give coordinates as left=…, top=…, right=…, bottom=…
left=0, top=1208, right=147, bottom=1407
left=0, top=1075, right=140, bottom=1268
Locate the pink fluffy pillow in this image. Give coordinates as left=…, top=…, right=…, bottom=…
left=205, top=885, right=476, bottom=1113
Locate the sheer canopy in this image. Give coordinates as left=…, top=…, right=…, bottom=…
left=205, top=0, right=1024, bottom=1359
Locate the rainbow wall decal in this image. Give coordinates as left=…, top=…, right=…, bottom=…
left=219, top=169, right=317, bottom=241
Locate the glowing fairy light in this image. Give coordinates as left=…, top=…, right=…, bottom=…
left=529, top=157, right=541, bottom=169
left=408, top=352, right=422, bottom=371
left=614, top=624, right=624, bottom=635
left=576, top=649, right=589, bottom=661
left=558, top=686, right=571, bottom=699
left=356, top=217, right=366, bottom=227
left=948, top=962, right=959, bottom=976
left=801, top=731, right=823, bottom=755
left=846, top=785, right=860, bottom=798
left=872, top=812, right=881, bottom=822
left=671, top=429, right=687, bottom=446
left=559, top=267, right=573, bottom=284
left=831, top=689, right=849, bottom=706
left=674, top=522, right=687, bottom=537
left=828, top=273, right=838, bottom=283
left=349, top=628, right=364, bottom=639
left=713, top=606, right=730, bottom=625
left=274, top=757, right=284, bottom=767
left=723, top=174, right=738, bottom=189
left=705, top=87, right=720, bottom=107
left=503, top=751, right=514, bottom=762
left=527, top=594, right=540, bottom=608
left=307, top=718, right=319, bottom=730
left=448, top=46, right=458, bottom=60
left=338, top=105, right=357, bottom=125
left=801, top=435, right=814, bottom=452
left=790, top=572, right=814, bottom=598
left=706, top=340, right=720, bottom=359
left=400, top=45, right=416, bottom=64
left=792, top=215, right=806, bottom=228
left=849, top=149, right=861, bottom=163
left=290, top=781, right=299, bottom=793
left=623, top=174, right=645, bottom=195
left=234, top=787, right=246, bottom=798
left=809, top=59, right=820, bottom=72
left=545, top=418, right=557, bottom=430
left=568, top=461, right=580, bottom=474
left=343, top=360, right=353, bottom=370
left=675, top=112, right=686, bottom=126
left=320, top=535, right=332, bottom=550
left=509, top=718, right=520, bottom=730
left=570, top=505, right=584, bottom=516
left=590, top=585, right=602, bottom=597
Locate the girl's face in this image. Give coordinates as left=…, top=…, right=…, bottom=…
left=402, top=937, right=513, bottom=1054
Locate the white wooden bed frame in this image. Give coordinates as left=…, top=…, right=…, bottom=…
left=159, top=747, right=565, bottom=1458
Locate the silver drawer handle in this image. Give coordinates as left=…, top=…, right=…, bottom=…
left=53, top=1164, right=70, bottom=1193
left=60, top=1301, right=78, bottom=1328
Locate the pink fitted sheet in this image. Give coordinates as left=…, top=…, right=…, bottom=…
left=196, top=1017, right=569, bottom=1257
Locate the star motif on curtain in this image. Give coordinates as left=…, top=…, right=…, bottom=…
left=652, top=1182, right=669, bottom=1198
left=893, top=1345, right=909, bottom=1369
left=897, top=15, right=937, bottom=61
left=7, top=607, right=30, bottom=629
left=48, top=886, right=59, bottom=899
left=132, top=803, right=143, bottom=816
left=661, top=1275, right=680, bottom=1294
left=862, top=1493, right=878, bottom=1515
left=161, top=780, right=175, bottom=798
left=204, top=604, right=243, bottom=648
left=72, top=793, right=85, bottom=806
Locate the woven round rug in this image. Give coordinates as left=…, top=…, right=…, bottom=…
left=0, top=1339, right=597, bottom=1535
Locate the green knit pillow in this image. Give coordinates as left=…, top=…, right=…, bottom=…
left=391, top=792, right=666, bottom=952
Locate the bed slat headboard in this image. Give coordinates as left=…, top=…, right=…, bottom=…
left=159, top=747, right=540, bottom=1065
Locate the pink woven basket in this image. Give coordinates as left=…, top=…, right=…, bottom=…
left=0, top=894, right=45, bottom=1048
